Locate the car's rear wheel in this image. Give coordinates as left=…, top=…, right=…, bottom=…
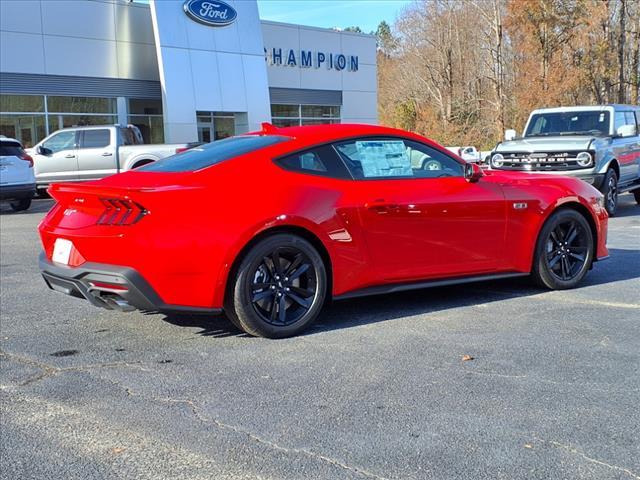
left=532, top=209, right=594, bottom=290
left=225, top=234, right=327, bottom=338
left=602, top=168, right=618, bottom=216
left=9, top=198, right=31, bottom=212
left=632, top=188, right=640, bottom=205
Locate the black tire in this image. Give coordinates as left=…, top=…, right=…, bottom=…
left=531, top=209, right=594, bottom=290
left=632, top=188, right=640, bottom=205
left=132, top=160, right=154, bottom=169
left=225, top=234, right=327, bottom=338
left=36, top=187, right=49, bottom=198
left=9, top=198, right=31, bottom=212
left=601, top=168, right=618, bottom=216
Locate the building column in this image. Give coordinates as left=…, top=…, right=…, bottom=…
left=117, top=97, right=128, bottom=126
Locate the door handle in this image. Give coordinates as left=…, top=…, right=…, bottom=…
left=102, top=152, right=113, bottom=156
left=64, top=154, right=75, bottom=158
left=365, top=199, right=399, bottom=214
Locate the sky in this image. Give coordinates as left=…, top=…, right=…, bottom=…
left=256, top=0, right=412, bottom=33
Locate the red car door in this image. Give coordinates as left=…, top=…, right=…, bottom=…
left=335, top=138, right=508, bottom=283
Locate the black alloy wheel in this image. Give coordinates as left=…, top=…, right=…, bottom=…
left=249, top=247, right=317, bottom=326
left=602, top=169, right=618, bottom=216
left=532, top=209, right=594, bottom=289
left=226, top=234, right=327, bottom=338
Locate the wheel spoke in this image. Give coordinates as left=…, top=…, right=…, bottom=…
left=252, top=289, right=274, bottom=303
left=561, top=256, right=572, bottom=279
left=565, top=223, right=578, bottom=245
left=289, top=263, right=310, bottom=280
left=569, top=252, right=585, bottom=262
left=285, top=253, right=303, bottom=277
left=278, top=295, right=287, bottom=323
left=548, top=252, right=562, bottom=268
left=272, top=249, right=283, bottom=275
left=550, top=230, right=562, bottom=247
left=262, top=257, right=275, bottom=277
left=289, top=286, right=314, bottom=298
left=287, top=292, right=312, bottom=309
left=252, top=282, right=272, bottom=290
left=269, top=297, right=278, bottom=322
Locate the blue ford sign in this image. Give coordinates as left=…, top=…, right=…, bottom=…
left=183, top=0, right=237, bottom=27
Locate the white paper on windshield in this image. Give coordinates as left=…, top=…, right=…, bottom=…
left=354, top=140, right=412, bottom=178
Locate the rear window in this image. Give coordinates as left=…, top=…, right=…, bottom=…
left=139, top=135, right=289, bottom=172
left=0, top=142, right=23, bottom=157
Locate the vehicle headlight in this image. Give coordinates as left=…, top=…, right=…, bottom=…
left=576, top=151, right=592, bottom=167
left=492, top=153, right=504, bottom=167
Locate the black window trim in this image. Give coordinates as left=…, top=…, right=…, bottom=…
left=273, top=134, right=465, bottom=182
left=273, top=144, right=352, bottom=180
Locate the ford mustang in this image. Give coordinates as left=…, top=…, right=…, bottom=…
left=39, top=123, right=609, bottom=338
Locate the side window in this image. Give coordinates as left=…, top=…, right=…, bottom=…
left=81, top=129, right=110, bottom=149
left=624, top=112, right=638, bottom=136
left=42, top=131, right=76, bottom=154
left=275, top=144, right=351, bottom=179
left=334, top=137, right=463, bottom=180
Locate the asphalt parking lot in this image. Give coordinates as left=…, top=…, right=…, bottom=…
left=1, top=195, right=639, bottom=480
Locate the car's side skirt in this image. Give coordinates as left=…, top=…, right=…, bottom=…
left=333, top=272, right=530, bottom=301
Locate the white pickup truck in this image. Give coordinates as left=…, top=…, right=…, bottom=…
left=29, top=125, right=197, bottom=191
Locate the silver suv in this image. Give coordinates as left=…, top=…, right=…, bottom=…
left=490, top=105, right=640, bottom=215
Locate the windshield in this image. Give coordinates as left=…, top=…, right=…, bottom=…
left=138, top=135, right=289, bottom=172
left=524, top=111, right=611, bottom=137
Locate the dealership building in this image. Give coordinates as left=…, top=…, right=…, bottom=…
left=0, top=0, right=377, bottom=147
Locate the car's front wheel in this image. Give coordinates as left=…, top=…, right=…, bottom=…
left=602, top=168, right=618, bottom=216
left=532, top=209, right=594, bottom=290
left=225, top=234, right=327, bottom=338
left=10, top=198, right=31, bottom=212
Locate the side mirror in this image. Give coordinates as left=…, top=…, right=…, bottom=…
left=616, top=124, right=636, bottom=138
left=504, top=129, right=517, bottom=141
left=37, top=145, right=52, bottom=156
left=464, top=162, right=483, bottom=183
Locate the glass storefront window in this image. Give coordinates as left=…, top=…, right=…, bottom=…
left=271, top=104, right=299, bottom=118
left=271, top=104, right=341, bottom=127
left=128, top=98, right=162, bottom=115
left=272, top=118, right=300, bottom=128
left=0, top=114, right=47, bottom=148
left=196, top=111, right=236, bottom=143
left=128, top=115, right=165, bottom=144
left=47, top=96, right=116, bottom=114
left=0, top=94, right=45, bottom=113
left=48, top=115, right=118, bottom=132
left=301, top=105, right=340, bottom=118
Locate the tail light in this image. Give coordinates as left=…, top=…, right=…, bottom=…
left=19, top=151, right=34, bottom=168
left=97, top=198, right=148, bottom=226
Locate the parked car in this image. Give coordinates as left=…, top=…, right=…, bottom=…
left=0, top=136, right=36, bottom=211
left=39, top=123, right=608, bottom=338
left=28, top=125, right=198, bottom=192
left=489, top=104, right=640, bottom=215
left=446, top=146, right=481, bottom=162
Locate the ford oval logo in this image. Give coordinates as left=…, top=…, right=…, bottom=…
left=183, top=0, right=237, bottom=27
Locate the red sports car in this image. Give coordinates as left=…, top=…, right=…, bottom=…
left=39, top=123, right=609, bottom=338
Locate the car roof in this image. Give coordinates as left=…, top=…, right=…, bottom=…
left=0, top=136, right=21, bottom=145
left=530, top=104, right=639, bottom=114
left=257, top=123, right=435, bottom=149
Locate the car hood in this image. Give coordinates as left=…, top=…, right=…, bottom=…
left=495, top=135, right=606, bottom=152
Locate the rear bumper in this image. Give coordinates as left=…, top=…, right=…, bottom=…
left=39, top=252, right=222, bottom=316
left=0, top=183, right=36, bottom=201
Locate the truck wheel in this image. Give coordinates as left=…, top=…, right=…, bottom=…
left=531, top=209, right=594, bottom=290
left=633, top=189, right=640, bottom=205
left=10, top=199, right=32, bottom=212
left=225, top=234, right=327, bottom=338
left=601, top=169, right=618, bottom=216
